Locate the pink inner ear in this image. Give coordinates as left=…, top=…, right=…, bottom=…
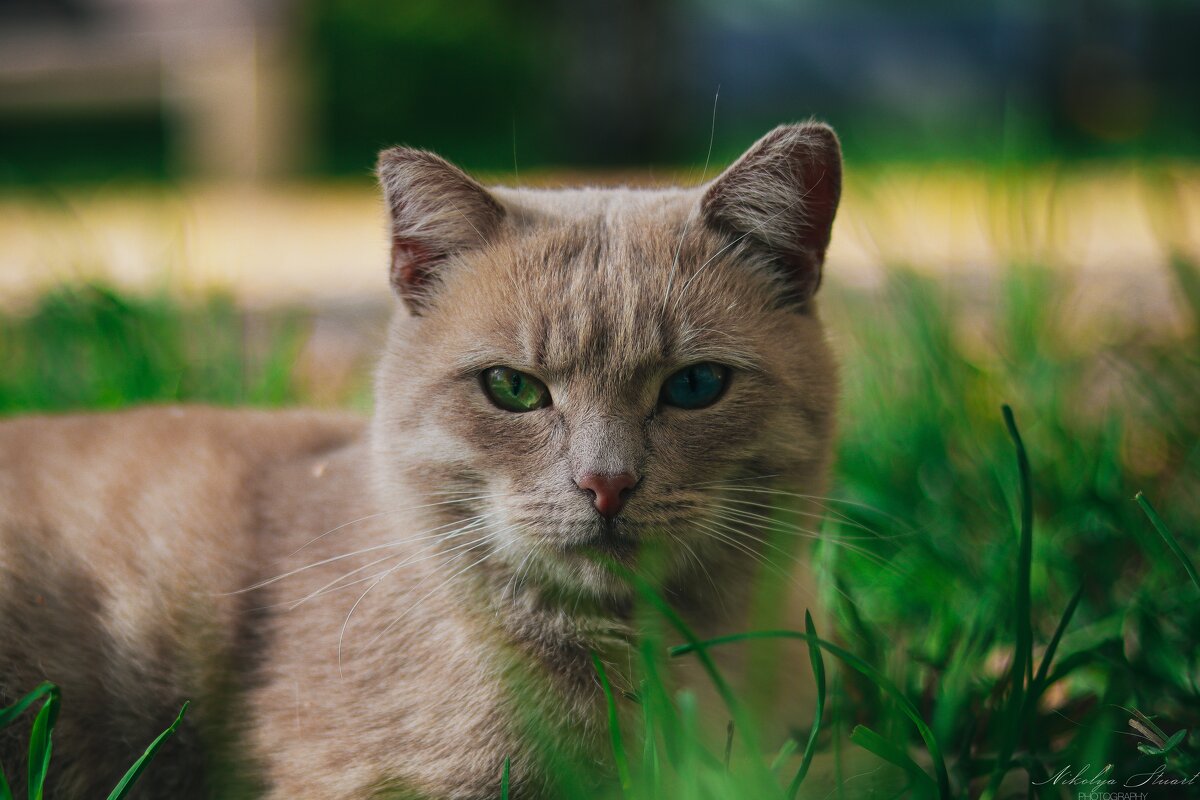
left=390, top=239, right=442, bottom=304
left=794, top=153, right=840, bottom=258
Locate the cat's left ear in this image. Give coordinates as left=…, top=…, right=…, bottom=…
left=701, top=122, right=842, bottom=306
left=376, top=148, right=505, bottom=313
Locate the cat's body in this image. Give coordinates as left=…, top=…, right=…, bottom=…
left=0, top=124, right=842, bottom=798
left=0, top=408, right=361, bottom=796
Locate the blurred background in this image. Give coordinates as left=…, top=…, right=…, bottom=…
left=1, top=1, right=1199, bottom=793
left=2, top=0, right=1199, bottom=306
left=4, top=0, right=1200, bottom=178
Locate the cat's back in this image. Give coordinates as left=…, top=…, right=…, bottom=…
left=0, top=404, right=364, bottom=558
left=0, top=405, right=364, bottom=798
left=0, top=403, right=366, bottom=622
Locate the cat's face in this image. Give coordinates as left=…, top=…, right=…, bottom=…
left=371, top=125, right=841, bottom=599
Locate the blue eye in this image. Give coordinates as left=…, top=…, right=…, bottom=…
left=660, top=363, right=730, bottom=410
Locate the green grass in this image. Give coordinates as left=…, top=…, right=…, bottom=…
left=0, top=683, right=187, bottom=800
left=0, top=264, right=1197, bottom=798
left=0, top=286, right=306, bottom=415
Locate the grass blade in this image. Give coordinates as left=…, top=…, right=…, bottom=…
left=1137, top=728, right=1186, bottom=757
left=787, top=610, right=827, bottom=798
left=1004, top=403, right=1035, bottom=695
left=982, top=405, right=1035, bottom=800
left=640, top=694, right=660, bottom=794
left=591, top=653, right=631, bottom=794
left=627, top=569, right=747, bottom=733
left=0, top=684, right=60, bottom=800
left=104, top=701, right=188, bottom=800
left=1136, top=491, right=1200, bottom=593
left=1019, top=584, right=1086, bottom=753
left=1124, top=706, right=1170, bottom=745
left=616, top=562, right=783, bottom=793
left=499, top=756, right=510, bottom=800
left=1032, top=585, right=1084, bottom=692
left=670, top=630, right=950, bottom=799
left=849, top=724, right=935, bottom=794
left=1023, top=581, right=1086, bottom=734
left=0, top=684, right=57, bottom=729
left=770, top=737, right=798, bottom=771
left=26, top=686, right=59, bottom=800
left=637, top=637, right=680, bottom=770
left=1161, top=728, right=1186, bottom=754
left=676, top=691, right=701, bottom=800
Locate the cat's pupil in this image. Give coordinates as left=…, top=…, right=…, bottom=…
left=510, top=373, right=523, bottom=396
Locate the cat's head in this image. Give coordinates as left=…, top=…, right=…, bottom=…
left=370, top=124, right=841, bottom=601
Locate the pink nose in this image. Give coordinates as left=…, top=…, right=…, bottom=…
left=576, top=472, right=638, bottom=519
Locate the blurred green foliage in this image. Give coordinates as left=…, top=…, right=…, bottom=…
left=305, top=0, right=553, bottom=174
left=0, top=287, right=304, bottom=414
left=0, top=110, right=169, bottom=185
left=814, top=263, right=1200, bottom=795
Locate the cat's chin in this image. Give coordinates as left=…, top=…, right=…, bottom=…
left=531, top=548, right=638, bottom=606
left=506, top=527, right=690, bottom=612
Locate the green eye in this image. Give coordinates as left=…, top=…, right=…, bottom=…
left=660, top=363, right=730, bottom=410
left=482, top=367, right=551, bottom=412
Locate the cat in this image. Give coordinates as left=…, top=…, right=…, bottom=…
left=0, top=122, right=842, bottom=799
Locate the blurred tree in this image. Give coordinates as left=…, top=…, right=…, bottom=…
left=304, top=0, right=555, bottom=173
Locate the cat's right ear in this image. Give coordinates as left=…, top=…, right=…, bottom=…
left=376, top=148, right=504, bottom=313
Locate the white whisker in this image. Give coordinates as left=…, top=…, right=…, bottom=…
left=503, top=539, right=537, bottom=603
left=673, top=473, right=782, bottom=490
left=717, top=496, right=899, bottom=540
left=715, top=487, right=915, bottom=532
left=701, top=512, right=807, bottom=567
left=232, top=513, right=495, bottom=595
left=708, top=506, right=906, bottom=579
left=285, top=494, right=503, bottom=557
left=668, top=531, right=725, bottom=613
left=337, top=521, right=508, bottom=673
left=362, top=539, right=506, bottom=652
left=688, top=519, right=781, bottom=577
left=278, top=517, right=495, bottom=611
